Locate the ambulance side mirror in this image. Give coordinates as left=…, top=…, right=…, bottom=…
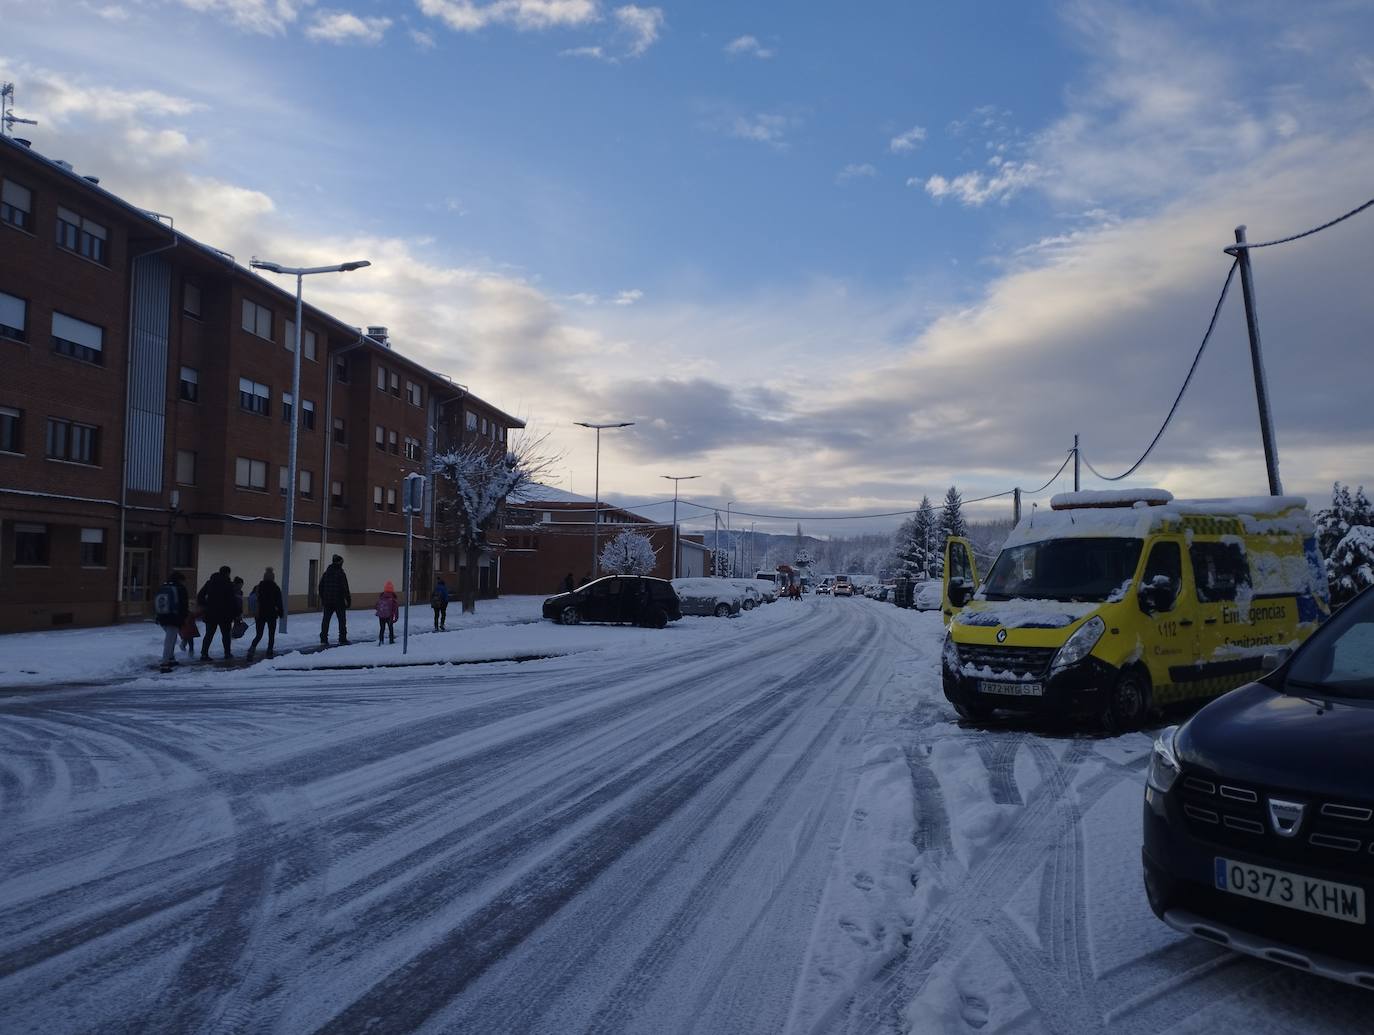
left=1138, top=575, right=1176, bottom=615
left=948, top=578, right=974, bottom=608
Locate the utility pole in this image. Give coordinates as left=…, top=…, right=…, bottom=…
left=1073, top=434, right=1080, bottom=492
left=1013, top=487, right=1022, bottom=524
left=661, top=474, right=700, bottom=579
left=574, top=421, right=634, bottom=578
left=1230, top=226, right=1284, bottom=495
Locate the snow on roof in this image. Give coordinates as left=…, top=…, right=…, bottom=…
left=510, top=483, right=596, bottom=506
left=1005, top=496, right=1313, bottom=548
left=1050, top=488, right=1173, bottom=509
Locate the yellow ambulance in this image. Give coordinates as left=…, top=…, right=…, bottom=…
left=940, top=490, right=1330, bottom=730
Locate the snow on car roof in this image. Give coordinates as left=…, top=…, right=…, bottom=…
left=1004, top=496, right=1313, bottom=548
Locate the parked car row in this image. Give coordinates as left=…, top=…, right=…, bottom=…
left=541, top=575, right=780, bottom=627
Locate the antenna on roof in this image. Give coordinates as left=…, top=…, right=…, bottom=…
left=1, top=82, right=39, bottom=139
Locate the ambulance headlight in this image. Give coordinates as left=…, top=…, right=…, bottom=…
left=1050, top=615, right=1105, bottom=675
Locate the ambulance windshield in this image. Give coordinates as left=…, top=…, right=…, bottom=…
left=982, top=537, right=1143, bottom=603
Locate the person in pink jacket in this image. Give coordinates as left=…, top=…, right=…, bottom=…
left=375, top=580, right=399, bottom=644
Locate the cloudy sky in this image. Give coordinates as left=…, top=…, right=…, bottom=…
left=4, top=0, right=1372, bottom=535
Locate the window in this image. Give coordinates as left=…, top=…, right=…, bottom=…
left=0, top=406, right=20, bottom=453
left=172, top=532, right=195, bottom=569
left=80, top=527, right=106, bottom=567
left=284, top=322, right=318, bottom=361
left=375, top=424, right=385, bottom=452
left=46, top=418, right=99, bottom=464
left=373, top=485, right=383, bottom=512
left=331, top=480, right=344, bottom=507
left=465, top=410, right=477, bottom=432
left=241, top=299, right=273, bottom=340
left=406, top=380, right=422, bottom=406
left=388, top=429, right=398, bottom=455
left=175, top=449, right=196, bottom=485
left=498, top=426, right=506, bottom=443
left=1, top=179, right=31, bottom=231
left=387, top=487, right=397, bottom=513
left=279, top=466, right=289, bottom=496
left=1141, top=541, right=1181, bottom=610
left=1190, top=541, right=1252, bottom=603
left=377, top=365, right=387, bottom=391
left=282, top=392, right=294, bottom=425
left=389, top=372, right=400, bottom=397
left=235, top=456, right=268, bottom=490
left=51, top=312, right=104, bottom=365
left=404, top=436, right=421, bottom=461
left=13, top=522, right=48, bottom=566
left=333, top=417, right=346, bottom=444
left=239, top=377, right=270, bottom=416
left=481, top=417, right=488, bottom=435
left=56, top=207, right=107, bottom=264
left=179, top=366, right=198, bottom=403
left=299, top=469, right=313, bottom=499
left=183, top=282, right=202, bottom=317
left=0, top=290, right=26, bottom=340
left=335, top=355, right=350, bottom=383
left=302, top=399, right=315, bottom=431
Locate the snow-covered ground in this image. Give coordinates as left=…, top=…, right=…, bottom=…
left=0, top=595, right=1366, bottom=1033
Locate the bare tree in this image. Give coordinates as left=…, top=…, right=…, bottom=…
left=432, top=434, right=554, bottom=613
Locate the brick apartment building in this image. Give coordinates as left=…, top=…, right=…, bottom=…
left=0, top=135, right=522, bottom=631
left=501, top=484, right=708, bottom=596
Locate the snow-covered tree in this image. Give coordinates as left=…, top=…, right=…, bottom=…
left=898, top=496, right=939, bottom=578
left=794, top=547, right=813, bottom=571
left=432, top=436, right=550, bottom=613
left=1316, top=483, right=1373, bottom=562
left=601, top=530, right=658, bottom=576
left=1330, top=526, right=1374, bottom=605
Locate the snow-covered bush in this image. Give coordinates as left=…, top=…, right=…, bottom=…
left=600, top=530, right=658, bottom=575
left=1330, top=525, right=1374, bottom=605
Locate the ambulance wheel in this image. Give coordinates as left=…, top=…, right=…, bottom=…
left=1103, top=668, right=1151, bottom=734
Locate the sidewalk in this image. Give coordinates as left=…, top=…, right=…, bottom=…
left=0, top=596, right=546, bottom=690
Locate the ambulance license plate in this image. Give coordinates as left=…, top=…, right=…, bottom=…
left=979, top=680, right=1043, bottom=697
left=1214, top=857, right=1365, bottom=924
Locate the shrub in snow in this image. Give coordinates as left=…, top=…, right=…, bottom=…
left=600, top=530, right=658, bottom=575
left=1329, top=525, right=1374, bottom=606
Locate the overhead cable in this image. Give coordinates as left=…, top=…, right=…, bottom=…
left=1225, top=197, right=1374, bottom=252
left=1082, top=259, right=1238, bottom=482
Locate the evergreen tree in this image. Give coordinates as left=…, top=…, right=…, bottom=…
left=896, top=496, right=940, bottom=578
left=1330, top=526, right=1374, bottom=605
left=1316, top=482, right=1374, bottom=590
left=939, top=486, right=967, bottom=545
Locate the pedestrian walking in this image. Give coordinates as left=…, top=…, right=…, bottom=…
left=318, top=554, right=352, bottom=645
left=247, top=567, right=284, bottom=661
left=196, top=565, right=239, bottom=660
left=431, top=576, right=449, bottom=631
left=179, top=608, right=200, bottom=656
left=153, top=571, right=189, bottom=670
left=376, top=581, right=399, bottom=644
left=562, top=572, right=575, bottom=593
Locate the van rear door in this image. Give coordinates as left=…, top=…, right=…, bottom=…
left=942, top=537, right=980, bottom=625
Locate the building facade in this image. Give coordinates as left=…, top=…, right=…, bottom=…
left=0, top=136, right=522, bottom=631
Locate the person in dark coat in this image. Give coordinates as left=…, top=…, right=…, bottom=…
left=562, top=572, right=575, bottom=593
left=197, top=565, right=239, bottom=660
left=318, top=554, right=352, bottom=645
left=431, top=576, right=450, bottom=631
left=155, top=571, right=189, bottom=669
left=247, top=567, right=284, bottom=661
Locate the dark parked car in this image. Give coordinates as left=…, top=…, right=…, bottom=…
left=542, top=575, right=681, bottom=628
left=1142, top=586, right=1374, bottom=987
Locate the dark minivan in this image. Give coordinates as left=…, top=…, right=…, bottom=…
left=542, top=575, right=681, bottom=629
left=1142, top=586, right=1374, bottom=987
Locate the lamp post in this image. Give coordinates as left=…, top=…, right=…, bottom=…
left=661, top=474, right=700, bottom=579
left=726, top=500, right=735, bottom=577
left=574, top=421, right=634, bottom=579
left=249, top=257, right=370, bottom=631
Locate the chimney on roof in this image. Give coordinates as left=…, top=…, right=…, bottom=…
left=83, top=175, right=100, bottom=185
left=367, top=325, right=390, bottom=347
left=54, top=159, right=73, bottom=171
left=14, top=138, right=30, bottom=148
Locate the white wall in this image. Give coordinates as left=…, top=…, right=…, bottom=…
left=678, top=543, right=707, bottom=578
left=196, top=535, right=408, bottom=609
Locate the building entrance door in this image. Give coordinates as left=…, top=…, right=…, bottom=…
left=122, top=547, right=152, bottom=618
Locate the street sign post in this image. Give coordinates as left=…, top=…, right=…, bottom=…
left=402, top=473, right=425, bottom=655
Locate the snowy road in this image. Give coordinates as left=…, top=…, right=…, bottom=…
left=1, top=598, right=1368, bottom=1034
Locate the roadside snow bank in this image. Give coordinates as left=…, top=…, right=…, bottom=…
left=929, top=737, right=1018, bottom=870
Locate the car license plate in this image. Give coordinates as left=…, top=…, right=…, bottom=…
left=1215, top=857, right=1365, bottom=925
left=979, top=680, right=1043, bottom=697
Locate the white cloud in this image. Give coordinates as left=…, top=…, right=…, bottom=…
left=416, top=0, right=598, bottom=33
left=917, top=159, right=1042, bottom=207
left=724, top=34, right=773, bottom=59
left=82, top=2, right=131, bottom=21
left=613, top=288, right=643, bottom=306
left=613, top=4, right=663, bottom=57
left=728, top=112, right=790, bottom=147
left=410, top=27, right=437, bottom=48
left=305, top=9, right=392, bottom=44
left=888, top=125, right=926, bottom=153
left=836, top=162, right=876, bottom=183
left=174, top=0, right=304, bottom=35
left=560, top=44, right=604, bottom=59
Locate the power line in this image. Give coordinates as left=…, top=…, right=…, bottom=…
left=1081, top=259, right=1239, bottom=483
left=1225, top=197, right=1374, bottom=252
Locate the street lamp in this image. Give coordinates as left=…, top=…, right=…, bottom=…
left=574, top=421, right=634, bottom=578
left=249, top=257, right=371, bottom=631
left=726, top=500, right=736, bottom=577
left=661, top=474, right=700, bottom=579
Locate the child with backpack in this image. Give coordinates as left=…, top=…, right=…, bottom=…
left=376, top=581, right=399, bottom=644
left=153, top=571, right=189, bottom=670
left=430, top=576, right=449, bottom=631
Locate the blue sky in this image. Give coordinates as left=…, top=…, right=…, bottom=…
left=4, top=0, right=1374, bottom=534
